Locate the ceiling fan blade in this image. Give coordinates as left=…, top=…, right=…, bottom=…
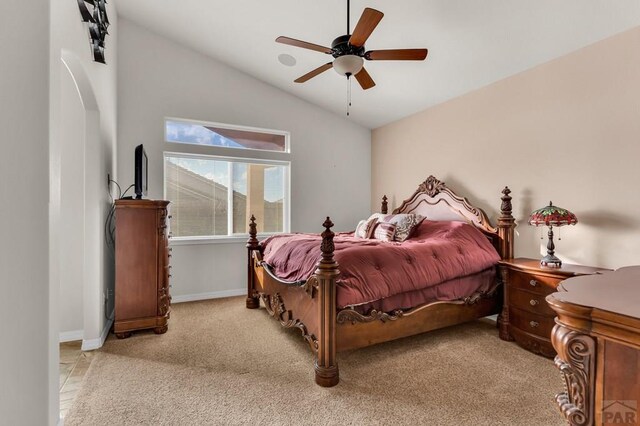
left=354, top=67, right=375, bottom=90
left=294, top=63, right=333, bottom=83
left=276, top=36, right=332, bottom=54
left=365, top=49, right=428, bottom=61
left=349, top=8, right=384, bottom=47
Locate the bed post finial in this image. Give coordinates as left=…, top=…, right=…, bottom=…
left=247, top=214, right=258, bottom=248
left=314, top=217, right=340, bottom=387
left=246, top=214, right=260, bottom=309
left=319, top=217, right=336, bottom=265
left=381, top=195, right=388, bottom=214
left=497, top=187, right=515, bottom=260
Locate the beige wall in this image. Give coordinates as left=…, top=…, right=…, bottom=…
left=372, top=27, right=640, bottom=269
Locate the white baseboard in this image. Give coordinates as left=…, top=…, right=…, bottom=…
left=171, top=288, right=245, bottom=304
left=81, top=310, right=114, bottom=351
left=59, top=329, right=83, bottom=343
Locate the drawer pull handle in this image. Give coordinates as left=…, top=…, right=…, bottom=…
left=529, top=279, right=538, bottom=287
left=529, top=321, right=539, bottom=328
left=529, top=299, right=539, bottom=306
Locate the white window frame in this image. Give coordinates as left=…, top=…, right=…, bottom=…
left=164, top=117, right=291, bottom=154
left=163, top=118, right=291, bottom=245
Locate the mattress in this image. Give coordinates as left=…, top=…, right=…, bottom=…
left=349, top=267, right=497, bottom=314
left=261, top=220, right=501, bottom=310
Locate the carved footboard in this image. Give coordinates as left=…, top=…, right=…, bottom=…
left=246, top=216, right=340, bottom=387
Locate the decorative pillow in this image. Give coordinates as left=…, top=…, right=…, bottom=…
left=354, top=217, right=378, bottom=239
left=371, top=222, right=396, bottom=242
left=367, top=213, right=425, bottom=242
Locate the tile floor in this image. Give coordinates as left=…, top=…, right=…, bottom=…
left=59, top=342, right=94, bottom=419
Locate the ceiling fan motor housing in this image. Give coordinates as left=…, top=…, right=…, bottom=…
left=331, top=35, right=365, bottom=58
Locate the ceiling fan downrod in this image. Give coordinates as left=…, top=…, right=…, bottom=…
left=347, top=0, right=350, bottom=35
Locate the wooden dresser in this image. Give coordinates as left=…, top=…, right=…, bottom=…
left=547, top=267, right=640, bottom=426
left=114, top=199, right=171, bottom=338
left=498, top=258, right=608, bottom=357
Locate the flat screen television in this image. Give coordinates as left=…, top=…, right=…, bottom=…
left=134, top=144, right=148, bottom=199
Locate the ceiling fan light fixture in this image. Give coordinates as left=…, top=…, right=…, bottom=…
left=333, top=55, right=364, bottom=77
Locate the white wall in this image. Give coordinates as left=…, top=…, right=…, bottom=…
left=59, top=66, right=86, bottom=335
left=50, top=0, right=118, bottom=345
left=117, top=19, right=371, bottom=299
left=0, top=1, right=51, bottom=424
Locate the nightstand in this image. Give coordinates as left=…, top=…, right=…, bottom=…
left=497, top=257, right=609, bottom=357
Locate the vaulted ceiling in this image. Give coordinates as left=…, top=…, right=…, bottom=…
left=115, top=1, right=640, bottom=129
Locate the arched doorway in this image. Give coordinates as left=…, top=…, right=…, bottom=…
left=53, top=50, right=106, bottom=350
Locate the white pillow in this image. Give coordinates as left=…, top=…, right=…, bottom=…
left=354, top=217, right=378, bottom=239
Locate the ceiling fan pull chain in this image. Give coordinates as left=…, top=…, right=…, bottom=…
left=346, top=76, right=350, bottom=116
left=346, top=75, right=353, bottom=116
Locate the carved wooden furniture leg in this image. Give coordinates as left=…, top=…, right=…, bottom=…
left=551, top=324, right=596, bottom=426
left=497, top=265, right=513, bottom=341
left=496, top=186, right=515, bottom=339
left=153, top=325, right=168, bottom=335
left=246, top=215, right=260, bottom=309
left=314, top=217, right=340, bottom=387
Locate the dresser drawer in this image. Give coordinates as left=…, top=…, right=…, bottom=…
left=509, top=327, right=556, bottom=358
left=509, top=269, right=562, bottom=295
left=509, top=287, right=555, bottom=317
left=509, top=306, right=555, bottom=340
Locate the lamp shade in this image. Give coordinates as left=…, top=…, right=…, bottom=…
left=528, top=202, right=578, bottom=227
left=333, top=55, right=364, bottom=77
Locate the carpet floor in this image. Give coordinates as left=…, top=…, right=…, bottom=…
left=65, top=297, right=564, bottom=425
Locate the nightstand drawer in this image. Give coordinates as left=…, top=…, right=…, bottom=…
left=499, top=258, right=611, bottom=358
left=509, top=287, right=555, bottom=317
left=509, top=270, right=562, bottom=295
left=509, top=307, right=555, bottom=339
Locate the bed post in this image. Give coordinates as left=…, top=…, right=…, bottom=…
left=497, top=187, right=515, bottom=339
left=246, top=215, right=260, bottom=309
left=381, top=195, right=388, bottom=214
left=497, top=187, right=515, bottom=260
left=314, top=217, right=340, bottom=387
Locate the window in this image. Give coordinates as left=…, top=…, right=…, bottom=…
left=165, top=119, right=287, bottom=152
left=164, top=119, right=290, bottom=241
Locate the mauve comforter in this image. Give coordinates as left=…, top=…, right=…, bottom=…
left=261, top=220, right=500, bottom=309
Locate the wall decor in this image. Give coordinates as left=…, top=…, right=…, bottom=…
left=77, top=0, right=110, bottom=64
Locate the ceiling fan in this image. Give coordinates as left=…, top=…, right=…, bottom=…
left=276, top=0, right=428, bottom=90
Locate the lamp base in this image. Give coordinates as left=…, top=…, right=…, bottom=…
left=540, top=254, right=562, bottom=268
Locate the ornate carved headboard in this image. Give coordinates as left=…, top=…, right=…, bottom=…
left=381, top=176, right=515, bottom=259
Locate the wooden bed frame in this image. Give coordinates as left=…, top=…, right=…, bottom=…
left=246, top=176, right=516, bottom=386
